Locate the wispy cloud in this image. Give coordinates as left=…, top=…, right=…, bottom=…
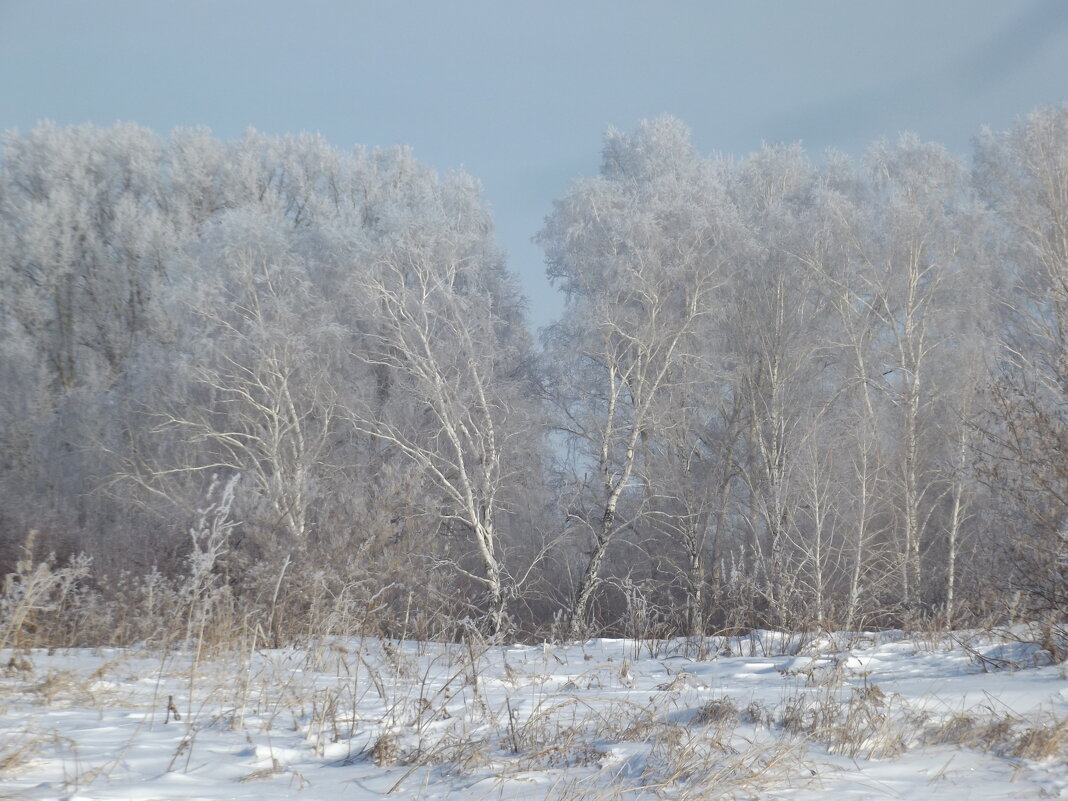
left=758, top=0, right=1068, bottom=152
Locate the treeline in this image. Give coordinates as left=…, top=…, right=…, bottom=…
left=0, top=107, right=1066, bottom=645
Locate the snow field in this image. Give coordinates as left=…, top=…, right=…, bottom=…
left=1, top=629, right=1065, bottom=800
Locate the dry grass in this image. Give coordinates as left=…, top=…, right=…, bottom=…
left=633, top=728, right=812, bottom=800
left=1009, top=716, right=1068, bottom=760
left=778, top=682, right=913, bottom=760
left=919, top=702, right=1068, bottom=763
left=924, top=712, right=1016, bottom=751
left=0, top=728, right=47, bottom=776
left=694, top=697, right=738, bottom=725
left=0, top=726, right=79, bottom=788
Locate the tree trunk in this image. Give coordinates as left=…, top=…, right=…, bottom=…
left=683, top=518, right=704, bottom=638
left=567, top=528, right=613, bottom=641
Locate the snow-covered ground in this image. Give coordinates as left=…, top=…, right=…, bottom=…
left=2, top=629, right=1065, bottom=800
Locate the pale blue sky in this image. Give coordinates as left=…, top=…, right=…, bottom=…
left=1, top=1, right=1066, bottom=329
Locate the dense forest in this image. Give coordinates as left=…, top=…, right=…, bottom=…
left=1, top=105, right=1066, bottom=647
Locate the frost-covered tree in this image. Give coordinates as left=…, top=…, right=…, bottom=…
left=144, top=207, right=344, bottom=544
left=0, top=123, right=178, bottom=567
left=346, top=154, right=535, bottom=636
left=0, top=123, right=172, bottom=394
left=974, top=104, right=1068, bottom=617
left=849, top=136, right=984, bottom=614
left=717, top=145, right=842, bottom=624
left=539, top=117, right=737, bottom=638
left=0, top=124, right=543, bottom=635
left=4, top=108, right=1068, bottom=643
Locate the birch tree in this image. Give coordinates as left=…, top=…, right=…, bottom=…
left=641, top=376, right=742, bottom=636
left=829, top=136, right=978, bottom=614
left=790, top=166, right=895, bottom=628
left=539, top=117, right=734, bottom=638
left=720, top=145, right=840, bottom=623
left=145, top=207, right=343, bottom=544
left=350, top=163, right=533, bottom=637
left=974, top=104, right=1068, bottom=617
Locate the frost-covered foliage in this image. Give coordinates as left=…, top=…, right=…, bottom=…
left=1, top=108, right=1067, bottom=646
left=0, top=125, right=543, bottom=642
left=538, top=107, right=1068, bottom=637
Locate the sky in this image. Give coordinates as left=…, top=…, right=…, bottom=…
left=1, top=1, right=1066, bottom=331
